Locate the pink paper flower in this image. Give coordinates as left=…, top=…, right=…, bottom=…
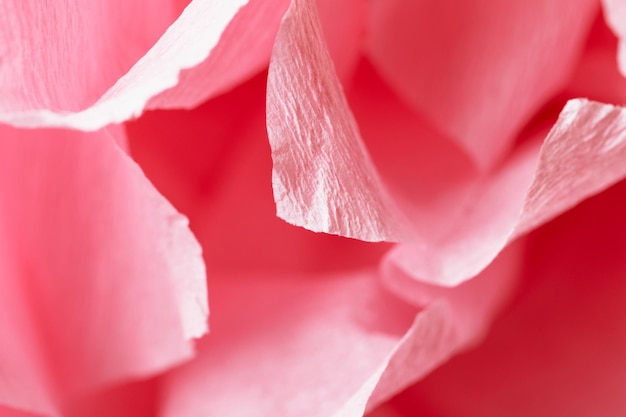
left=2, top=0, right=626, bottom=416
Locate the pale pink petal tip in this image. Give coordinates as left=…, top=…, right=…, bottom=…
left=518, top=98, right=626, bottom=233
left=267, top=0, right=405, bottom=243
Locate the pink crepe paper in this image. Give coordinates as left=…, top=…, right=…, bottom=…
left=0, top=126, right=207, bottom=414
left=365, top=0, right=598, bottom=170
left=0, top=0, right=255, bottom=129
left=148, top=0, right=290, bottom=110
left=267, top=0, right=626, bottom=286
left=127, top=75, right=521, bottom=416
left=5, top=0, right=626, bottom=415
left=160, top=244, right=522, bottom=417
left=267, top=0, right=406, bottom=243
left=129, top=71, right=391, bottom=276
left=125, top=70, right=520, bottom=416
left=517, top=98, right=626, bottom=233
left=0, top=0, right=178, bottom=113
left=122, top=0, right=365, bottom=118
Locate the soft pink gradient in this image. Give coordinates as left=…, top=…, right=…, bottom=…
left=2, top=0, right=626, bottom=416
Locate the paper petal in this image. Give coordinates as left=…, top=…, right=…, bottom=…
left=0, top=0, right=250, bottom=129
left=160, top=241, right=520, bottom=417
left=0, top=126, right=207, bottom=405
left=265, top=1, right=626, bottom=269
left=349, top=60, right=626, bottom=286
left=148, top=0, right=290, bottom=110
left=267, top=0, right=405, bottom=242
left=128, top=70, right=520, bottom=416
left=0, top=0, right=178, bottom=112
left=152, top=0, right=368, bottom=110
left=517, top=99, right=626, bottom=234
left=366, top=0, right=598, bottom=169
left=130, top=72, right=390, bottom=274
left=382, top=179, right=626, bottom=416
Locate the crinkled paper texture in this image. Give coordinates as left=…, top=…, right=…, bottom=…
left=267, top=0, right=404, bottom=243
left=267, top=0, right=626, bottom=287
left=0, top=0, right=291, bottom=129
left=127, top=73, right=523, bottom=416
left=5, top=0, right=626, bottom=416
left=0, top=0, right=178, bottom=113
